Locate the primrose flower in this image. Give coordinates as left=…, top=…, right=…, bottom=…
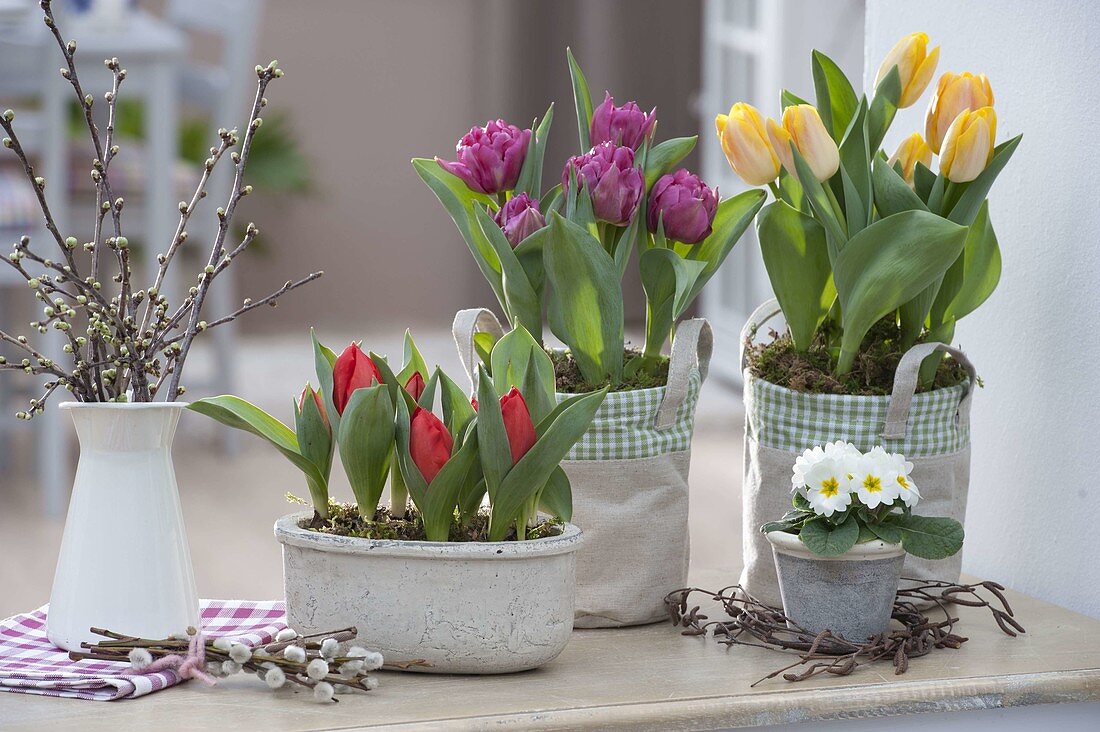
left=886, top=451, right=921, bottom=508
left=850, top=446, right=901, bottom=509
left=792, top=440, right=858, bottom=492
left=799, top=455, right=853, bottom=517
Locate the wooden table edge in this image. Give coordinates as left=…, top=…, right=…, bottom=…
left=322, top=667, right=1100, bottom=731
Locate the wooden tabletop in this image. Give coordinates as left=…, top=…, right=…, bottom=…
left=2, top=568, right=1099, bottom=731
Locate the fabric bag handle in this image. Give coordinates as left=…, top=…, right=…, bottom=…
left=739, top=298, right=783, bottom=370
left=452, top=308, right=505, bottom=391
left=654, top=318, right=713, bottom=431
left=884, top=341, right=978, bottom=439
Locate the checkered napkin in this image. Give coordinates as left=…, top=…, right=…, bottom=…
left=0, top=601, right=286, bottom=701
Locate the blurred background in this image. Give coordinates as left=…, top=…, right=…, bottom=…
left=5, top=0, right=1096, bottom=625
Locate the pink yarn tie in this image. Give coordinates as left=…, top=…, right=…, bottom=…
left=124, top=632, right=218, bottom=686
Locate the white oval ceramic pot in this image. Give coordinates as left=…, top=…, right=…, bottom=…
left=48, top=402, right=199, bottom=651
left=274, top=513, right=583, bottom=674
left=766, top=530, right=905, bottom=642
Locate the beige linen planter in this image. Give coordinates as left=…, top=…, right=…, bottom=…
left=454, top=309, right=711, bottom=628
left=275, top=513, right=583, bottom=674
left=742, top=300, right=976, bottom=608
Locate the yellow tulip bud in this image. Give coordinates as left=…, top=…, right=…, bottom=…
left=715, top=102, right=781, bottom=186
left=875, top=32, right=940, bottom=109
left=888, top=133, right=933, bottom=185
left=939, top=107, right=997, bottom=183
left=924, top=71, right=995, bottom=153
left=766, top=105, right=839, bottom=182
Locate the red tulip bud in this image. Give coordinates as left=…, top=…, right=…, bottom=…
left=470, top=397, right=479, bottom=412
left=409, top=407, right=453, bottom=484
left=404, top=372, right=426, bottom=401
left=499, top=387, right=537, bottom=463
left=332, top=342, right=383, bottom=414
left=298, top=384, right=329, bottom=431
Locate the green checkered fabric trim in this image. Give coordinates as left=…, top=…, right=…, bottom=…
left=745, top=372, right=970, bottom=457
left=556, top=370, right=702, bottom=461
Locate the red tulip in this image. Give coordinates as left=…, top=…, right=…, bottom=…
left=470, top=397, right=479, bottom=412
left=409, top=407, right=453, bottom=484
left=298, top=384, right=329, bottom=431
left=404, top=372, right=426, bottom=401
left=499, top=387, right=537, bottom=463
left=333, top=343, right=383, bottom=414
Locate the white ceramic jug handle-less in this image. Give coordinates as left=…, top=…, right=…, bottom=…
left=47, top=403, right=199, bottom=651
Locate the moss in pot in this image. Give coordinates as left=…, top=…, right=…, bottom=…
left=762, top=440, right=964, bottom=642
left=191, top=329, right=606, bottom=673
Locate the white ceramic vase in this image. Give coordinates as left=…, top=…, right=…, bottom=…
left=47, top=402, right=199, bottom=651
left=275, top=512, right=583, bottom=674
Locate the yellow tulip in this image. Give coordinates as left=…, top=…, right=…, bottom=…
left=925, top=71, right=995, bottom=153
left=766, top=104, right=839, bottom=182
left=875, top=32, right=941, bottom=109
left=888, top=133, right=933, bottom=185
left=939, top=107, right=997, bottom=183
left=715, top=102, right=781, bottom=186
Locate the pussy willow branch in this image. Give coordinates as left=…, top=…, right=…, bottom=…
left=163, top=65, right=274, bottom=400
left=0, top=2, right=318, bottom=413
left=666, top=579, right=1024, bottom=686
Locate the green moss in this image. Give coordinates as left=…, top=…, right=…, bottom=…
left=551, top=348, right=669, bottom=394
left=746, top=320, right=971, bottom=396
left=304, top=500, right=564, bottom=542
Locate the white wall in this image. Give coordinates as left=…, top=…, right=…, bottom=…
left=865, top=0, right=1100, bottom=618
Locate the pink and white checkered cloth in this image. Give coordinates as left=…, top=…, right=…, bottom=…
left=0, top=601, right=286, bottom=701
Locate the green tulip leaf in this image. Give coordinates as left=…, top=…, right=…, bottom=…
left=833, top=210, right=968, bottom=374
left=542, top=211, right=624, bottom=384
left=337, top=386, right=395, bottom=518
left=644, top=136, right=697, bottom=190
left=913, top=161, right=936, bottom=202
left=798, top=514, right=859, bottom=556
left=838, top=99, right=872, bottom=234
left=940, top=201, right=1002, bottom=323
left=872, top=155, right=929, bottom=216
left=866, top=66, right=901, bottom=153
left=670, top=188, right=766, bottom=308
left=947, top=135, right=1022, bottom=226
left=756, top=200, right=835, bottom=352
left=474, top=206, right=543, bottom=339
left=188, top=395, right=329, bottom=516
left=294, top=389, right=333, bottom=486
left=311, top=329, right=340, bottom=437
left=473, top=331, right=497, bottom=371
left=476, top=364, right=513, bottom=504
left=893, top=515, right=964, bottom=560
left=367, top=351, right=410, bottom=415
left=489, top=388, right=606, bottom=540
left=412, top=158, right=505, bottom=309
left=437, top=367, right=477, bottom=437
left=639, top=247, right=707, bottom=358
left=490, top=322, right=555, bottom=407
left=812, top=50, right=859, bottom=144
left=395, top=329, right=429, bottom=389
left=538, top=466, right=572, bottom=523
left=514, top=103, right=554, bottom=200
left=566, top=47, right=593, bottom=153
left=790, top=144, right=848, bottom=258
left=781, top=89, right=810, bottom=109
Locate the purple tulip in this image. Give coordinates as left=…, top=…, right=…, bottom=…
left=436, top=119, right=531, bottom=195
left=493, top=193, right=546, bottom=247
left=562, top=142, right=644, bottom=226
left=590, top=92, right=656, bottom=149
left=647, top=169, right=719, bottom=244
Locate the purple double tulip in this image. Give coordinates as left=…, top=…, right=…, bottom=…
left=647, top=169, right=719, bottom=245
left=562, top=142, right=644, bottom=226
left=590, top=92, right=656, bottom=149
left=436, top=119, right=531, bottom=195
left=493, top=193, right=546, bottom=247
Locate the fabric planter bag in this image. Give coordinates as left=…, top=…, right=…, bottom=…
left=740, top=299, right=976, bottom=608
left=453, top=309, right=712, bottom=628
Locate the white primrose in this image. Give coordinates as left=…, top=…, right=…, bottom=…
left=798, top=454, right=853, bottom=517
left=849, top=446, right=901, bottom=509
left=885, top=451, right=921, bottom=508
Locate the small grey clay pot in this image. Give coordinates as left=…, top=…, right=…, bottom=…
left=275, top=513, right=583, bottom=674
left=766, top=530, right=905, bottom=642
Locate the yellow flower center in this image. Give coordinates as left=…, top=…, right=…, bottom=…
left=896, top=475, right=910, bottom=490
left=819, top=476, right=840, bottom=498
left=863, top=475, right=882, bottom=493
